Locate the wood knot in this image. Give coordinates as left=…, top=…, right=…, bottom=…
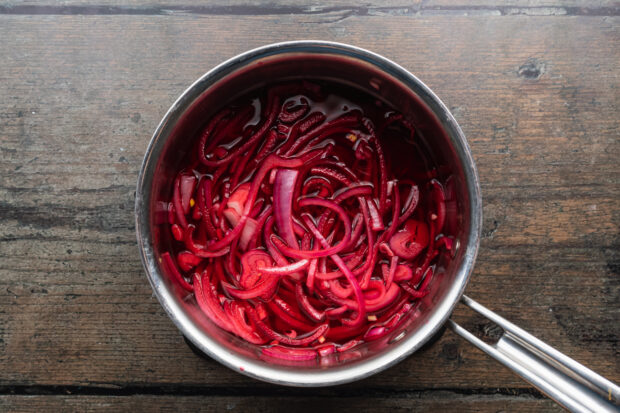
left=480, top=322, right=504, bottom=343
left=517, top=59, right=546, bottom=80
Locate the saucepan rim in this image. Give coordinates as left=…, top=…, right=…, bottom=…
left=135, top=40, right=482, bottom=386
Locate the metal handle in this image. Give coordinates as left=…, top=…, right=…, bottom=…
left=448, top=295, right=620, bottom=413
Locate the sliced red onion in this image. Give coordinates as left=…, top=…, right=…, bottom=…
left=180, top=174, right=197, bottom=215
left=262, top=345, right=318, bottom=361
left=163, top=83, right=450, bottom=351
left=274, top=168, right=300, bottom=249
left=366, top=198, right=384, bottom=231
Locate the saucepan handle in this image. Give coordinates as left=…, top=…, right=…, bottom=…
left=448, top=295, right=620, bottom=413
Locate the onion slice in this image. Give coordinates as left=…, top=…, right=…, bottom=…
left=274, top=168, right=300, bottom=249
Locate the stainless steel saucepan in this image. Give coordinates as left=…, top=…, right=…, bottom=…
left=135, top=41, right=619, bottom=412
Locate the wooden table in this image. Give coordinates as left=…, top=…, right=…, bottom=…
left=1, top=1, right=618, bottom=411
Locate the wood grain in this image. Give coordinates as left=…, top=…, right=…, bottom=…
left=0, top=394, right=562, bottom=412
left=0, top=0, right=617, bottom=15
left=0, top=5, right=618, bottom=411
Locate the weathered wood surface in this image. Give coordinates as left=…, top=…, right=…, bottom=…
left=0, top=394, right=562, bottom=412
left=1, top=0, right=617, bottom=15
left=0, top=1, right=618, bottom=411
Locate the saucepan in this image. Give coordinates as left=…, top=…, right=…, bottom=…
left=135, top=41, right=619, bottom=412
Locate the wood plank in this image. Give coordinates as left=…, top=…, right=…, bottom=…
left=0, top=13, right=618, bottom=391
left=0, top=394, right=562, bottom=412
left=0, top=1, right=616, bottom=16
left=425, top=0, right=618, bottom=11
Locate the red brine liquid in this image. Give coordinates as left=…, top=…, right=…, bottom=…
left=160, top=80, right=454, bottom=362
